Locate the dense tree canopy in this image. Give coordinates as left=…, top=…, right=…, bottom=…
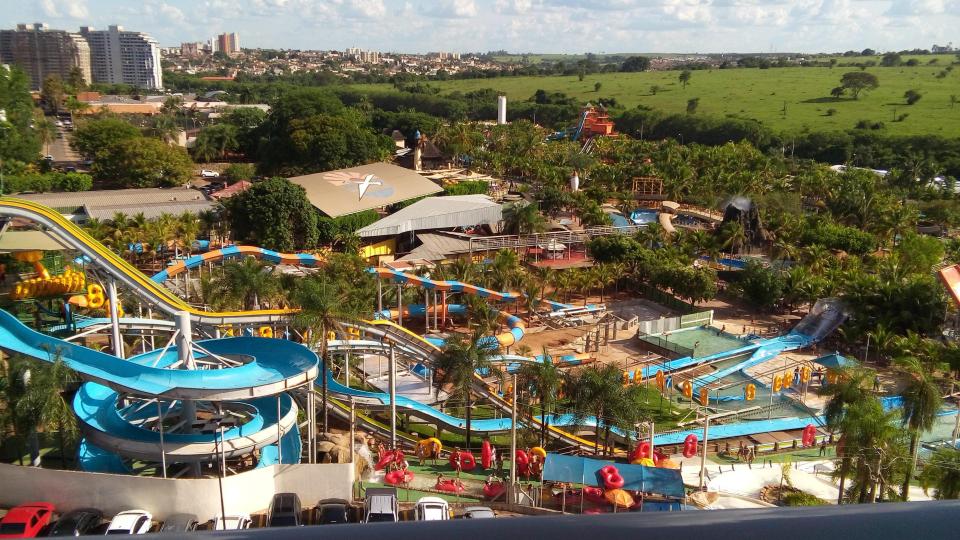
left=92, top=137, right=193, bottom=188
left=225, top=177, right=320, bottom=251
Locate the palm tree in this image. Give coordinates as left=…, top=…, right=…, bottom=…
left=568, top=363, right=626, bottom=455
left=0, top=355, right=31, bottom=465
left=920, top=447, right=960, bottom=499
left=517, top=348, right=562, bottom=446
left=434, top=331, right=504, bottom=450
left=502, top=202, right=547, bottom=235
left=897, top=356, right=942, bottom=500
left=820, top=367, right=875, bottom=503
left=594, top=264, right=617, bottom=302
left=17, top=355, right=77, bottom=468
left=204, top=257, right=281, bottom=310
left=719, top=221, right=747, bottom=255
left=292, top=275, right=365, bottom=433
left=834, top=397, right=903, bottom=503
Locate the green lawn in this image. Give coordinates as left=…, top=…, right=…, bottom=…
left=359, top=62, right=960, bottom=136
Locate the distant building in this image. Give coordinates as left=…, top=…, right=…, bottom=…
left=217, top=33, right=240, bottom=56
left=80, top=26, right=162, bottom=89
left=346, top=47, right=380, bottom=63
left=0, top=23, right=91, bottom=89
left=180, top=42, right=203, bottom=57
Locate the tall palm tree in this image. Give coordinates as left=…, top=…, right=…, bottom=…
left=518, top=348, right=562, bottom=446
left=920, top=447, right=960, bottom=499
left=292, top=275, right=365, bottom=433
left=17, top=355, right=77, bottom=468
left=820, top=367, right=875, bottom=503
left=434, top=331, right=503, bottom=450
left=835, top=397, right=902, bottom=503
left=897, top=356, right=942, bottom=500
left=568, top=363, right=626, bottom=455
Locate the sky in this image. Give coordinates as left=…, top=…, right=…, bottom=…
left=3, top=0, right=958, bottom=54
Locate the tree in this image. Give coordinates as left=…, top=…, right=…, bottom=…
left=568, top=363, right=626, bottom=455
left=840, top=72, right=879, bottom=99
left=292, top=274, right=366, bottom=432
left=920, top=447, right=960, bottom=499
left=0, top=66, right=42, bottom=163
left=831, top=87, right=846, bottom=99
left=66, top=67, right=87, bottom=93
left=70, top=117, right=140, bottom=157
left=204, top=257, right=281, bottom=311
left=880, top=52, right=902, bottom=67
left=15, top=356, right=78, bottom=468
left=92, top=137, right=193, bottom=188
left=819, top=368, right=875, bottom=503
left=620, top=56, right=651, bottom=72
left=192, top=124, right=239, bottom=162
left=517, top=348, right=562, bottom=446
left=650, top=85, right=661, bottom=95
left=686, top=97, right=700, bottom=115
left=225, top=177, right=319, bottom=251
left=594, top=82, right=602, bottom=92
left=502, top=201, right=547, bottom=235
left=40, top=75, right=65, bottom=114
left=223, top=163, right=255, bottom=183
left=679, top=70, right=692, bottom=89
left=897, top=356, right=942, bottom=500
left=904, top=89, right=923, bottom=105
left=434, top=331, right=503, bottom=450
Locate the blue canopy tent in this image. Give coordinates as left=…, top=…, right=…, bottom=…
left=813, top=352, right=855, bottom=369
left=542, top=454, right=685, bottom=499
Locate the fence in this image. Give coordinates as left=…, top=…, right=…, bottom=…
left=635, top=284, right=697, bottom=314
left=636, top=310, right=714, bottom=336
left=637, top=334, right=695, bottom=358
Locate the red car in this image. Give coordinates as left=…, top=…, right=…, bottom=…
left=0, top=502, right=55, bottom=538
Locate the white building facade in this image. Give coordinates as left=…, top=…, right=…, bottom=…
left=80, top=26, right=162, bottom=89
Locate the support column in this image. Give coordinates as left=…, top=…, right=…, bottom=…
left=107, top=280, right=124, bottom=359
left=699, top=415, right=710, bottom=491
left=377, top=278, right=383, bottom=314
left=157, top=400, right=167, bottom=478
left=277, top=394, right=283, bottom=464
left=397, top=284, right=403, bottom=327
left=175, top=310, right=199, bottom=477
left=349, top=396, right=356, bottom=465
left=509, top=373, right=518, bottom=507
left=307, top=391, right=315, bottom=464
left=389, top=342, right=397, bottom=448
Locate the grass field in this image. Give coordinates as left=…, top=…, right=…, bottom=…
left=361, top=62, right=960, bottom=136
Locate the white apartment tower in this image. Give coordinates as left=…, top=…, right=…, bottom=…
left=80, top=25, right=162, bottom=89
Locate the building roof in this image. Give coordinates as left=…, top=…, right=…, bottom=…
left=398, top=232, right=474, bottom=261
left=17, top=187, right=216, bottom=220
left=0, top=230, right=71, bottom=252
left=357, top=194, right=500, bottom=238
left=288, top=162, right=442, bottom=218
left=211, top=180, right=252, bottom=199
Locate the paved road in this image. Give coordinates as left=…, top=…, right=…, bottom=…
left=48, top=123, right=81, bottom=163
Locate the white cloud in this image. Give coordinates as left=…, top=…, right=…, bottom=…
left=662, top=0, right=714, bottom=23
left=40, top=0, right=89, bottom=19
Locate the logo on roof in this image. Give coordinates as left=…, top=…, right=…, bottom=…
left=323, top=170, right=394, bottom=201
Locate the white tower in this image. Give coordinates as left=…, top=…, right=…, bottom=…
left=497, top=95, right=507, bottom=125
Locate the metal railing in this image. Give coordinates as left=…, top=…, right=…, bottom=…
left=467, top=225, right=643, bottom=255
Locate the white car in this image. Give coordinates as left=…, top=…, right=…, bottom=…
left=414, top=496, right=450, bottom=521
left=213, top=514, right=252, bottom=530
left=200, top=169, right=220, bottom=178
left=105, top=509, right=153, bottom=535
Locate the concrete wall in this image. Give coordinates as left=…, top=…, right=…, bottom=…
left=0, top=462, right=353, bottom=520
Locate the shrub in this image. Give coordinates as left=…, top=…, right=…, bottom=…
left=782, top=491, right=826, bottom=506
left=223, top=163, right=256, bottom=183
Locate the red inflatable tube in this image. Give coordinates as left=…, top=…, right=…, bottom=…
left=802, top=424, right=817, bottom=447
left=598, top=465, right=625, bottom=490
left=483, top=481, right=506, bottom=500
left=384, top=469, right=414, bottom=485
left=583, top=486, right=606, bottom=504
left=515, top=450, right=531, bottom=477
left=375, top=450, right=399, bottom=470
left=449, top=450, right=477, bottom=471
left=436, top=479, right=465, bottom=494
left=630, top=442, right=652, bottom=462
left=481, top=440, right=493, bottom=469
left=683, top=434, right=699, bottom=459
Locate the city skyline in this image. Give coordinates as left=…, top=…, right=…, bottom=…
left=3, top=0, right=957, bottom=55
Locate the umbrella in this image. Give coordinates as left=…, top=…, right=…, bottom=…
left=658, top=458, right=680, bottom=469
left=605, top=488, right=635, bottom=509
left=634, top=457, right=655, bottom=467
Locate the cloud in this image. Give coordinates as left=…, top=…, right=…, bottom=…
left=40, top=0, right=89, bottom=19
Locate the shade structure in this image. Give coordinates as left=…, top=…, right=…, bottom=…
left=657, top=458, right=680, bottom=470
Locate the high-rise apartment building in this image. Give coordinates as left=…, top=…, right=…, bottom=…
left=80, top=25, right=162, bottom=89
left=216, top=33, right=240, bottom=56
left=0, top=23, right=91, bottom=89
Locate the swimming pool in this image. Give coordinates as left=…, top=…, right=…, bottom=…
left=630, top=209, right=658, bottom=225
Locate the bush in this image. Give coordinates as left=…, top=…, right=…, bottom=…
left=801, top=221, right=877, bottom=255
left=782, top=491, right=826, bottom=506
left=443, top=180, right=488, bottom=196
left=223, top=163, right=256, bottom=183
left=4, top=171, right=92, bottom=193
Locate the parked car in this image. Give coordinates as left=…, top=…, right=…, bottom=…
left=414, top=497, right=450, bottom=521
left=363, top=488, right=398, bottom=523
left=315, top=499, right=350, bottom=525
left=47, top=508, right=102, bottom=536
left=104, top=510, right=152, bottom=535
left=460, top=506, right=496, bottom=519
left=158, top=514, right=198, bottom=533
left=212, top=515, right=251, bottom=531
left=266, top=493, right=302, bottom=527
left=0, top=502, right=55, bottom=538
left=200, top=170, right=220, bottom=178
